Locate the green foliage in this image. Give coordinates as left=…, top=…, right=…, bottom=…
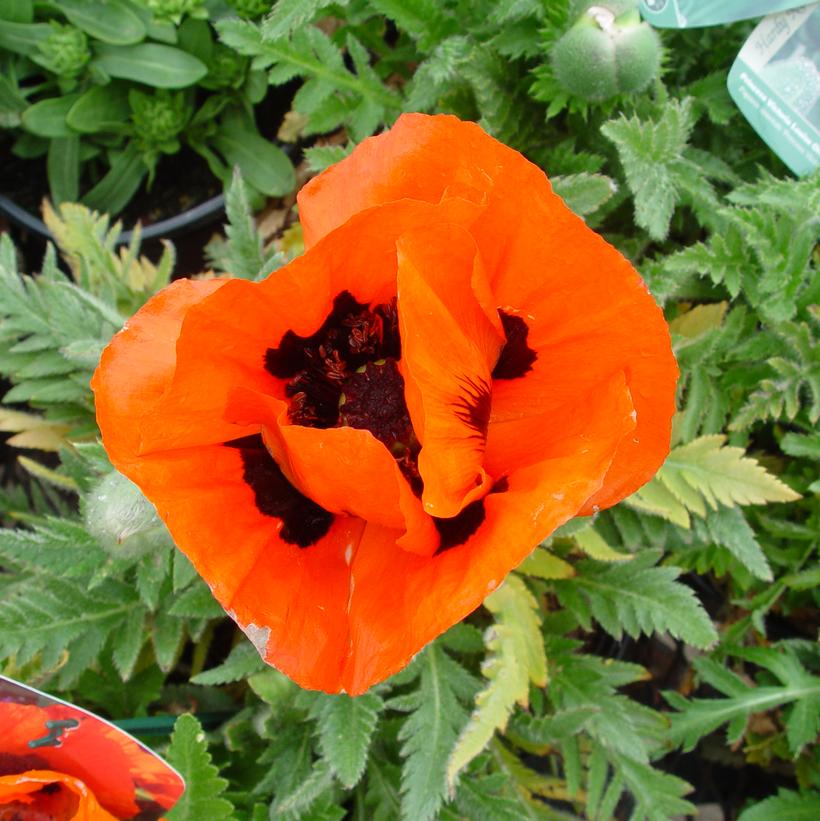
left=388, top=641, right=478, bottom=820
left=0, top=1, right=294, bottom=214
left=601, top=97, right=726, bottom=241
left=627, top=434, right=800, bottom=533
left=739, top=789, right=820, bottom=821
left=447, top=576, right=547, bottom=789
left=0, top=7, right=817, bottom=820
left=666, top=646, right=820, bottom=757
left=312, top=691, right=384, bottom=788
left=166, top=714, right=235, bottom=820
left=553, top=550, right=718, bottom=647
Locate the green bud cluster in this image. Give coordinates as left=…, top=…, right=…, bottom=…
left=552, top=1, right=661, bottom=102
left=206, top=44, right=247, bottom=89
left=143, top=0, right=207, bottom=24
left=129, top=88, right=189, bottom=154
left=227, top=0, right=270, bottom=19
left=36, top=22, right=90, bottom=80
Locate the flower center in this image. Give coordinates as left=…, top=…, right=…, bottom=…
left=266, top=291, right=421, bottom=490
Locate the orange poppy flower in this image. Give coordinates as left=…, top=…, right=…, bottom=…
left=92, top=113, right=677, bottom=695
left=0, top=696, right=181, bottom=819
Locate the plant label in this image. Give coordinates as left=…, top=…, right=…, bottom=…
left=728, top=3, right=820, bottom=176
left=640, top=0, right=813, bottom=27
left=0, top=674, right=185, bottom=820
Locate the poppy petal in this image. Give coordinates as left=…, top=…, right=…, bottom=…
left=484, top=228, right=677, bottom=511
left=340, top=370, right=635, bottom=694
left=396, top=223, right=505, bottom=518
left=226, top=387, right=437, bottom=555
left=91, top=277, right=228, bottom=465
left=121, top=442, right=356, bottom=692
left=0, top=770, right=118, bottom=821
left=298, top=113, right=512, bottom=248
left=297, top=113, right=676, bottom=508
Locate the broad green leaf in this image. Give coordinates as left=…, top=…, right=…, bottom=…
left=59, top=0, right=145, bottom=45
left=447, top=576, right=547, bottom=790
left=166, top=714, right=234, bottom=821
left=0, top=20, right=50, bottom=55
left=21, top=96, right=81, bottom=138
left=93, top=44, right=207, bottom=88
left=81, top=142, right=146, bottom=215
left=212, top=116, right=295, bottom=197
left=0, top=0, right=32, bottom=22
left=47, top=136, right=80, bottom=205
left=66, top=84, right=130, bottom=133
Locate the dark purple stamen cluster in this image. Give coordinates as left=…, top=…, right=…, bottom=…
left=228, top=293, right=533, bottom=550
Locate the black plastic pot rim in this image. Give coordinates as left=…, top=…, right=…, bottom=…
left=0, top=192, right=226, bottom=247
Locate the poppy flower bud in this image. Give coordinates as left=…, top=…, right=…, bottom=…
left=552, top=2, right=662, bottom=101
left=85, top=471, right=171, bottom=559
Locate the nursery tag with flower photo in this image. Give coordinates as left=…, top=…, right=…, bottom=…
left=639, top=0, right=812, bottom=27
left=0, top=675, right=184, bottom=820
left=727, top=3, right=820, bottom=176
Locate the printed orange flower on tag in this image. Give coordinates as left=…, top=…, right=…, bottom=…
left=0, top=696, right=181, bottom=820
left=92, top=113, right=677, bottom=695
left=0, top=770, right=117, bottom=821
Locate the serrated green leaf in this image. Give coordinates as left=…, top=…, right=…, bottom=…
left=554, top=550, right=718, bottom=648
left=191, top=640, right=267, bottom=685
left=704, top=506, right=772, bottom=581
left=166, top=714, right=234, bottom=821
left=447, top=576, right=547, bottom=790
left=739, top=789, right=820, bottom=821
left=601, top=99, right=699, bottom=241
left=312, top=691, right=384, bottom=788
left=392, top=642, right=479, bottom=821
left=552, top=173, right=616, bottom=217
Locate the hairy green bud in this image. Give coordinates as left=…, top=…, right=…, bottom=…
left=552, top=2, right=661, bottom=102
left=204, top=44, right=247, bottom=90
left=35, top=22, right=90, bottom=80
left=85, top=471, right=172, bottom=560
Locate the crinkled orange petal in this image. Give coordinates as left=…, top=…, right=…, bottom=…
left=96, top=198, right=482, bottom=464
left=340, top=371, right=635, bottom=694
left=485, top=233, right=677, bottom=511
left=227, top=387, right=437, bottom=555
left=298, top=113, right=508, bottom=249
left=396, top=223, right=504, bottom=517
left=0, top=770, right=117, bottom=821
left=299, top=112, right=677, bottom=509
left=91, top=277, right=229, bottom=465
left=122, top=443, right=355, bottom=692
